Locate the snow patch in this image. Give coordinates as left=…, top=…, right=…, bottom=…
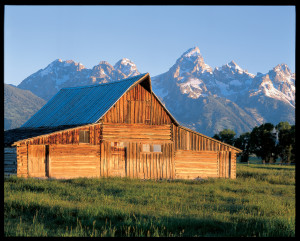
left=183, top=47, right=201, bottom=58
left=178, top=78, right=206, bottom=98
left=229, top=79, right=242, bottom=86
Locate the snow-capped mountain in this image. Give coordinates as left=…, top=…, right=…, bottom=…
left=13, top=47, right=295, bottom=135
left=248, top=64, right=295, bottom=107
left=152, top=47, right=295, bottom=136
left=114, top=58, right=140, bottom=77
left=18, top=58, right=140, bottom=101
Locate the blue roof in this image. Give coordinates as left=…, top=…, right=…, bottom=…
left=21, top=73, right=149, bottom=128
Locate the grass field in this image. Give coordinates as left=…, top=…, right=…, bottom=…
left=4, top=163, right=295, bottom=237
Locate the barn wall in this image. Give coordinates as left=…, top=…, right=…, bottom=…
left=15, top=124, right=102, bottom=146
left=100, top=141, right=174, bottom=180
left=49, top=144, right=100, bottom=179
left=218, top=151, right=236, bottom=179
left=173, top=125, right=234, bottom=152
left=173, top=125, right=238, bottom=179
left=16, top=145, right=28, bottom=178
left=174, top=151, right=219, bottom=179
left=102, top=123, right=172, bottom=142
left=102, top=83, right=172, bottom=125
left=100, top=122, right=174, bottom=179
left=27, top=145, right=47, bottom=178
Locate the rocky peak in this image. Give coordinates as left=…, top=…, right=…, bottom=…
left=267, top=63, right=294, bottom=86
left=273, top=63, right=291, bottom=75
left=171, top=47, right=213, bottom=76
left=92, top=61, right=115, bottom=77
left=181, top=46, right=201, bottom=58
left=227, top=60, right=242, bottom=70
left=114, top=58, right=140, bottom=77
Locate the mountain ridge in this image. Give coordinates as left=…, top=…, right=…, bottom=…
left=8, top=47, right=295, bottom=135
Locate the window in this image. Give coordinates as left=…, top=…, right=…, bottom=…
left=153, top=144, right=162, bottom=153
left=79, top=130, right=90, bottom=143
left=142, top=144, right=150, bottom=152
left=142, top=144, right=162, bottom=153
left=111, top=142, right=124, bottom=147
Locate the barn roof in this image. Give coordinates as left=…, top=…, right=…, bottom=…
left=21, top=73, right=179, bottom=128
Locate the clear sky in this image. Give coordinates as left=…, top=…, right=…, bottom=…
left=4, top=5, right=295, bottom=86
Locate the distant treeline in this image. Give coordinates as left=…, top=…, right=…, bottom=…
left=213, top=122, right=295, bottom=164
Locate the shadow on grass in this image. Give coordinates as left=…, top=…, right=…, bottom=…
left=5, top=198, right=294, bottom=237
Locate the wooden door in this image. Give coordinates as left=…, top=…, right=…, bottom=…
left=28, top=145, right=47, bottom=178
left=218, top=151, right=231, bottom=178
left=110, top=143, right=126, bottom=177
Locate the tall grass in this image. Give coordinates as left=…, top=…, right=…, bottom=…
left=4, top=163, right=295, bottom=237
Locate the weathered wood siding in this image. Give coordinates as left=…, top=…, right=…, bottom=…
left=100, top=141, right=174, bottom=180
left=173, top=125, right=238, bottom=179
left=102, top=123, right=172, bottom=142
left=174, top=151, right=219, bottom=179
left=28, top=145, right=47, bottom=178
left=4, top=147, right=17, bottom=176
left=173, top=125, right=234, bottom=152
left=15, top=124, right=102, bottom=146
left=17, top=145, right=28, bottom=178
left=218, top=151, right=236, bottom=179
left=49, top=145, right=100, bottom=179
left=102, top=83, right=172, bottom=125
left=100, top=122, right=174, bottom=179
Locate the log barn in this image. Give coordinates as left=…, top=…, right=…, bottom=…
left=10, top=73, right=241, bottom=180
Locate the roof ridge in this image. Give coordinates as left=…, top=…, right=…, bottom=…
left=61, top=73, right=148, bottom=90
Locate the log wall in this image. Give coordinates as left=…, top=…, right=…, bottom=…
left=49, top=144, right=100, bottom=179
left=14, top=124, right=102, bottom=146
left=174, top=150, right=219, bottom=179
left=102, top=123, right=172, bottom=142
left=16, top=145, right=28, bottom=178
left=172, top=125, right=238, bottom=179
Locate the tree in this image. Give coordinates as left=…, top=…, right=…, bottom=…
left=234, top=132, right=251, bottom=163
left=249, top=123, right=277, bottom=163
left=212, top=129, right=236, bottom=146
left=275, top=122, right=293, bottom=164
left=290, top=125, right=295, bottom=163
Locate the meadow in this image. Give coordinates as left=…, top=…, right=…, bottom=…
left=4, top=162, right=295, bottom=237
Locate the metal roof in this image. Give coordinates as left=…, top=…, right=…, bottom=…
left=21, top=73, right=149, bottom=128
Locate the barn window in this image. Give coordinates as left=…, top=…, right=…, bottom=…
left=111, top=142, right=124, bottom=147
left=79, top=130, right=90, bottom=143
left=153, top=144, right=162, bottom=153
left=142, top=144, right=150, bottom=152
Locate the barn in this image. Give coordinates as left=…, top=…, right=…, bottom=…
left=9, top=73, right=241, bottom=180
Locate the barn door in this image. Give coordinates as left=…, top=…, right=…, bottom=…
left=28, top=145, right=47, bottom=178
left=218, top=151, right=231, bottom=178
left=110, top=142, right=126, bottom=177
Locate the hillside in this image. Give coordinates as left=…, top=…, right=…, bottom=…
left=4, top=84, right=46, bottom=130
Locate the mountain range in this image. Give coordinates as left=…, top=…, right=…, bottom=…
left=5, top=47, right=295, bottom=136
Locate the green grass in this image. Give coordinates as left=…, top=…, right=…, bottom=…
left=4, top=163, right=295, bottom=237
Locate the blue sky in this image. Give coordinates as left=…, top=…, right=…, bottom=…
left=4, top=5, right=295, bottom=86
